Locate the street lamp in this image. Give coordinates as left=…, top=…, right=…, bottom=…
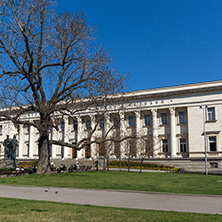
left=200, top=106, right=208, bottom=175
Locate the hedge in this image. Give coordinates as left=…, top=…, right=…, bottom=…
left=19, top=160, right=38, bottom=168
left=108, top=160, right=179, bottom=171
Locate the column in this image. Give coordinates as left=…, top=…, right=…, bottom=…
left=63, top=116, right=71, bottom=158
left=77, top=116, right=84, bottom=158
left=135, top=111, right=141, bottom=157
left=105, top=113, right=112, bottom=157
left=105, top=113, right=111, bottom=137
left=119, top=111, right=127, bottom=158
left=29, top=124, right=34, bottom=158
left=170, top=107, right=177, bottom=158
left=151, top=109, right=158, bottom=157
left=18, top=124, right=24, bottom=158
left=90, top=115, right=97, bottom=158
left=13, top=124, right=19, bottom=157
left=51, top=125, right=57, bottom=159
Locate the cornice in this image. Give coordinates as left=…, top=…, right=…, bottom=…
left=115, top=85, right=222, bottom=103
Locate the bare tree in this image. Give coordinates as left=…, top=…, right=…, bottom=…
left=137, top=136, right=153, bottom=172
left=0, top=0, right=127, bottom=174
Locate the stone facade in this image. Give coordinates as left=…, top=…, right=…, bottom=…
left=0, top=80, right=222, bottom=162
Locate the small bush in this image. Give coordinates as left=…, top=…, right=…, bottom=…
left=19, top=160, right=38, bottom=168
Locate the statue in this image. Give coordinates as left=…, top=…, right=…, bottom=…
left=3, top=135, right=11, bottom=159
left=11, top=135, right=18, bottom=160
left=3, top=135, right=18, bottom=160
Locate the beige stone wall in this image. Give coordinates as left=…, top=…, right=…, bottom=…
left=1, top=80, right=222, bottom=160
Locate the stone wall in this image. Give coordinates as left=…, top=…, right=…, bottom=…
left=0, top=159, right=18, bottom=168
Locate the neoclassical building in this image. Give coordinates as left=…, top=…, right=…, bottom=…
left=0, top=80, right=222, bottom=163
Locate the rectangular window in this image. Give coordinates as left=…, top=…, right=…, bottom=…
left=161, top=113, right=167, bottom=125
left=99, top=143, right=105, bottom=156
left=73, top=119, right=78, bottom=131
left=209, top=136, right=216, bottom=151
left=129, top=139, right=136, bottom=156
left=210, top=162, right=218, bottom=168
left=162, top=139, right=168, bottom=152
left=180, top=138, right=187, bottom=152
left=207, top=108, right=215, bottom=121
left=179, top=111, right=186, bottom=124
left=100, top=118, right=105, bottom=129
left=128, top=116, right=135, bottom=127
left=61, top=122, right=65, bottom=131
left=86, top=119, right=91, bottom=130
left=144, top=114, right=151, bottom=126
left=145, top=139, right=152, bottom=156
left=113, top=117, right=120, bottom=128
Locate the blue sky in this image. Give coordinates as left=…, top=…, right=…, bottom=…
left=58, top=0, right=222, bottom=91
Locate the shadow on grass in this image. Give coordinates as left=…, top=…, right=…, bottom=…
left=31, top=209, right=48, bottom=212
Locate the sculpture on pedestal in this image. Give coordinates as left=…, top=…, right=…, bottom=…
left=3, top=135, right=18, bottom=160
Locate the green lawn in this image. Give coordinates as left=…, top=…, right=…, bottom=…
left=0, top=197, right=222, bottom=222
left=1, top=171, right=222, bottom=195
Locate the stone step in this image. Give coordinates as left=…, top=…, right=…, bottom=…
left=50, top=158, right=222, bottom=172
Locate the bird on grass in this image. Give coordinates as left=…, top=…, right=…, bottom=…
left=44, top=188, right=49, bottom=192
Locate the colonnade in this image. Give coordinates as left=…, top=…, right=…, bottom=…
left=14, top=107, right=178, bottom=159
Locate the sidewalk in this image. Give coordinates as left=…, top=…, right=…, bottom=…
left=0, top=184, right=222, bottom=215
left=107, top=167, right=222, bottom=174
left=108, top=168, right=169, bottom=173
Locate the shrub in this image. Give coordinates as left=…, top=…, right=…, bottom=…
left=19, top=160, right=38, bottom=168
left=109, top=160, right=179, bottom=171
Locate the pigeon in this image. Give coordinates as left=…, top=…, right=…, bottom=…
left=55, top=191, right=58, bottom=194
left=44, top=188, right=49, bottom=192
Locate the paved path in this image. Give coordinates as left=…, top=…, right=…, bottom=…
left=0, top=184, right=222, bottom=215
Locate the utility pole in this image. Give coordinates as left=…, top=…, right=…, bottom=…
left=200, top=106, right=208, bottom=175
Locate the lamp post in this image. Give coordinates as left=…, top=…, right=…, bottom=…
left=200, top=106, right=208, bottom=175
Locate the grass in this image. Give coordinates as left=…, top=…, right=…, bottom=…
left=1, top=171, right=222, bottom=195
left=0, top=197, right=222, bottom=222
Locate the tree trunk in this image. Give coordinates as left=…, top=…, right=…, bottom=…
left=128, top=156, right=131, bottom=172
left=140, top=161, right=142, bottom=173
left=140, top=156, right=145, bottom=173
left=107, top=157, right=109, bottom=171
left=119, top=156, right=122, bottom=171
left=37, top=131, right=51, bottom=174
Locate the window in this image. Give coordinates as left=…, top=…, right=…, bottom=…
left=129, top=139, right=136, bottom=156
left=73, top=119, right=78, bottom=131
left=144, top=114, right=151, bottom=126
left=180, top=138, right=187, bottom=152
left=128, top=116, right=135, bottom=127
left=145, top=139, right=153, bottom=156
left=207, top=107, right=215, bottom=121
left=161, top=113, right=167, bottom=125
left=86, top=119, right=91, bottom=130
left=99, top=143, right=105, bottom=156
left=209, top=136, right=216, bottom=151
left=210, top=162, right=218, bottom=168
left=26, top=144, right=29, bottom=156
left=85, top=145, right=91, bottom=158
left=100, top=118, right=104, bottom=129
left=162, top=139, right=168, bottom=152
left=0, top=125, right=2, bottom=135
left=179, top=111, right=186, bottom=124
left=61, top=122, right=65, bottom=131
left=113, top=117, right=120, bottom=128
